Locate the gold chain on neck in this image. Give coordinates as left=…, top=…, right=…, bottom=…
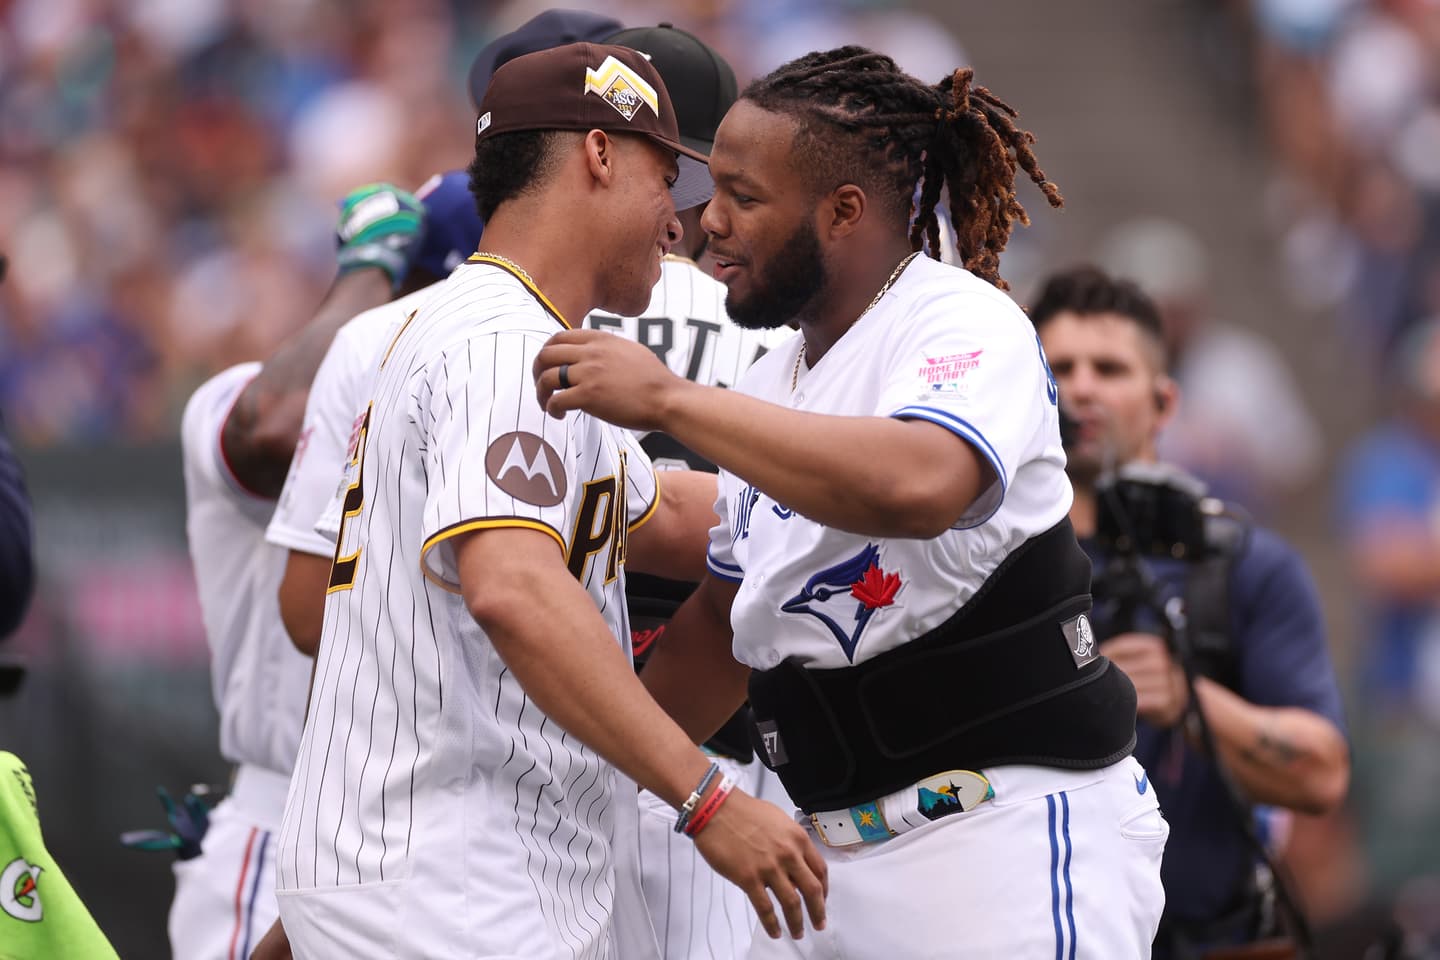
left=473, top=251, right=537, bottom=288
left=791, top=252, right=921, bottom=392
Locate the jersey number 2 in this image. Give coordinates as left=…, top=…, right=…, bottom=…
left=328, top=403, right=372, bottom=592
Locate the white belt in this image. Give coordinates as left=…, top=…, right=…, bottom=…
left=808, top=769, right=994, bottom=848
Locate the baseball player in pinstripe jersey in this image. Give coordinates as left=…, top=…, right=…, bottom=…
left=274, top=44, right=826, bottom=959
left=173, top=179, right=445, bottom=959
left=264, top=24, right=792, bottom=960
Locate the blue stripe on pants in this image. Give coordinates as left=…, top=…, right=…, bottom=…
left=1048, top=794, right=1062, bottom=959
left=1062, top=793, right=1076, bottom=960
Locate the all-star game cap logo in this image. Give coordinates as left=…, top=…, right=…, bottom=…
left=485, top=431, right=567, bottom=507
left=583, top=54, right=659, bottom=122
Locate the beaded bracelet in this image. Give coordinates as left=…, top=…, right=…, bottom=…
left=683, top=775, right=736, bottom=838
left=674, top=762, right=721, bottom=834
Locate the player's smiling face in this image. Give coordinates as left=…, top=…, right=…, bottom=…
left=597, top=133, right=681, bottom=317
left=702, top=101, right=827, bottom=330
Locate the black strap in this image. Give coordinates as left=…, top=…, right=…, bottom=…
left=747, top=519, right=1138, bottom=812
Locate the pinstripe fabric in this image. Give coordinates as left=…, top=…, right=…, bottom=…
left=276, top=262, right=658, bottom=959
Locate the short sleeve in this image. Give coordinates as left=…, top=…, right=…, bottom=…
left=879, top=292, right=1054, bottom=527
left=619, top=429, right=659, bottom=531
left=705, top=472, right=745, bottom=584
left=1231, top=529, right=1347, bottom=734
left=179, top=362, right=271, bottom=521
left=419, top=331, right=580, bottom=589
left=265, top=333, right=374, bottom=557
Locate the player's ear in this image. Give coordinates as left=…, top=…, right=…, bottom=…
left=1153, top=374, right=1179, bottom=427
left=584, top=129, right=616, bottom=187
left=824, top=184, right=866, bottom=239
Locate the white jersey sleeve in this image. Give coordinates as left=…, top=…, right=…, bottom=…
left=620, top=428, right=659, bottom=530
left=265, top=288, right=433, bottom=556
left=418, top=328, right=584, bottom=589
left=879, top=288, right=1058, bottom=528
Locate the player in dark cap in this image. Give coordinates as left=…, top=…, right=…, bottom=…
left=272, top=41, right=825, bottom=959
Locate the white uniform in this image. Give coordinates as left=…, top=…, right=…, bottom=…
left=275, top=258, right=662, bottom=960
left=265, top=289, right=431, bottom=561
left=176, top=364, right=315, bottom=960
left=588, top=255, right=791, bottom=960
left=706, top=255, right=1167, bottom=958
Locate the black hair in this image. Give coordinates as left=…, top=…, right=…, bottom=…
left=467, top=129, right=567, bottom=222
left=742, top=46, right=1062, bottom=289
left=1028, top=265, right=1168, bottom=360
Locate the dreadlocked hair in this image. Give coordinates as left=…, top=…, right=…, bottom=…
left=743, top=46, right=1063, bottom=289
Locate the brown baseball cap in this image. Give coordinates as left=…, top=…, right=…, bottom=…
left=475, top=42, right=713, bottom=210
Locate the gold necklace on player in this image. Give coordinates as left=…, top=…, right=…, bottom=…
left=474, top=251, right=537, bottom=288
left=791, top=251, right=921, bottom=392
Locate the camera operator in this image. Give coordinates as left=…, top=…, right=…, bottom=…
left=1030, top=266, right=1349, bottom=958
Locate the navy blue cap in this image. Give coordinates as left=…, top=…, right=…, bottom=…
left=468, top=9, right=624, bottom=108
left=413, top=171, right=484, bottom=278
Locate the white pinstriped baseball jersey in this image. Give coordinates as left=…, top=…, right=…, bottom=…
left=265, top=287, right=432, bottom=559
left=275, top=257, right=660, bottom=960
left=180, top=363, right=313, bottom=778
left=708, top=253, right=1073, bottom=671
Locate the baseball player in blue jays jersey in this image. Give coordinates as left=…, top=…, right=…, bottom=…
left=533, top=47, right=1167, bottom=958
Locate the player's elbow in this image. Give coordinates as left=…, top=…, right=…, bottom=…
left=221, top=408, right=303, bottom=500
left=868, top=471, right=982, bottom=539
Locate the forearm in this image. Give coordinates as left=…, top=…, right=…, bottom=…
left=640, top=577, right=750, bottom=744
left=1192, top=678, right=1350, bottom=814
left=222, top=269, right=391, bottom=497
left=462, top=529, right=714, bottom=809
left=657, top=382, right=983, bottom=538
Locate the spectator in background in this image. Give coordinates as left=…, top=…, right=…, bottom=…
left=1099, top=216, right=1324, bottom=512
left=1338, top=316, right=1440, bottom=913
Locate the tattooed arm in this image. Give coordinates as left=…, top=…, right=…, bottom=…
left=1188, top=678, right=1349, bottom=815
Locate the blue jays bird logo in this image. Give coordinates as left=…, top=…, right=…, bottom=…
left=781, top=544, right=902, bottom=662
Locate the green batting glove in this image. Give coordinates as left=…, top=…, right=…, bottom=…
left=335, top=182, right=427, bottom=291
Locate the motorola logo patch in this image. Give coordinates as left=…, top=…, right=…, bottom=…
left=485, top=432, right=567, bottom=507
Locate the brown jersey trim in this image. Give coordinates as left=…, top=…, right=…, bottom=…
left=419, top=516, right=567, bottom=594
left=465, top=255, right=571, bottom=329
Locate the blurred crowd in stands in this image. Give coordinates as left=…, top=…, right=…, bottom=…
left=0, top=0, right=966, bottom=447
left=7, top=0, right=1440, bottom=948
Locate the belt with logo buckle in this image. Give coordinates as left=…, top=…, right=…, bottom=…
left=809, top=769, right=994, bottom=848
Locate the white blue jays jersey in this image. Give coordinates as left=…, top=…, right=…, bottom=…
left=708, top=254, right=1072, bottom=670
left=276, top=257, right=659, bottom=960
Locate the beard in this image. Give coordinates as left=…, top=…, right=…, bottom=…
left=725, top=218, right=826, bottom=330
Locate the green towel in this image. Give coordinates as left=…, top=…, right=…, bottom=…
left=0, top=751, right=120, bottom=959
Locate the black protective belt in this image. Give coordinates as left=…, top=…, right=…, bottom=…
left=747, top=518, right=1138, bottom=813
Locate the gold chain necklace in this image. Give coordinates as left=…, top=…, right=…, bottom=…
left=474, top=251, right=537, bottom=288
left=791, top=251, right=920, bottom=392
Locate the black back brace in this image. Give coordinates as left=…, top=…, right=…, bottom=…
left=746, top=518, right=1138, bottom=813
